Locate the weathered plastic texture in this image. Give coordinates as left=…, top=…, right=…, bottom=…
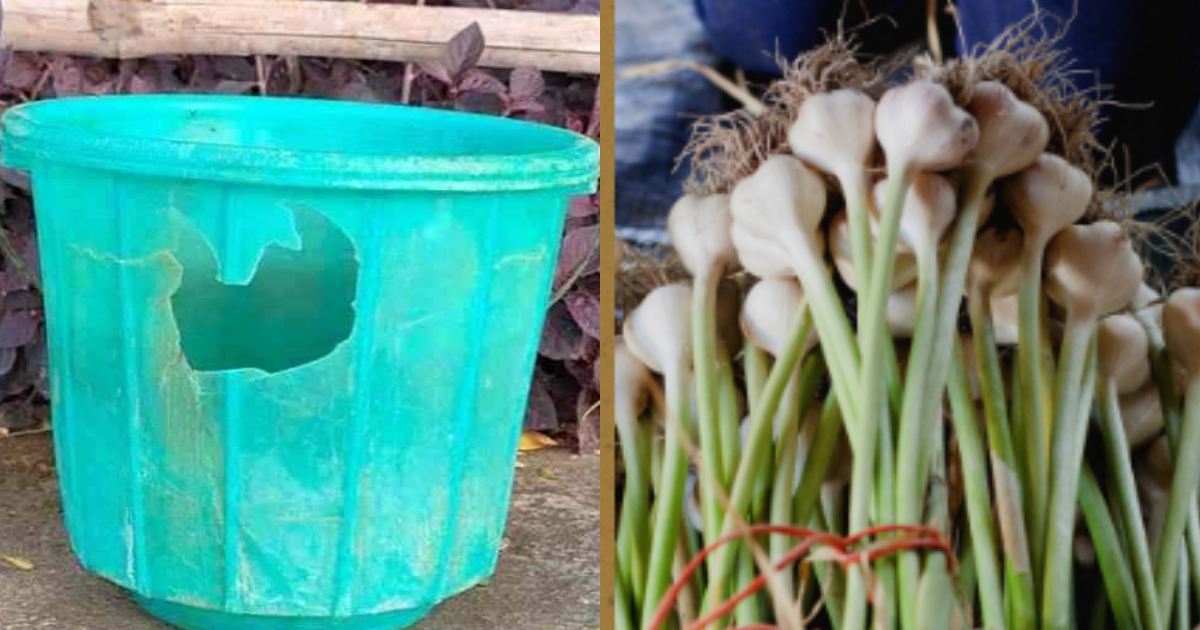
left=1, top=95, right=598, bottom=630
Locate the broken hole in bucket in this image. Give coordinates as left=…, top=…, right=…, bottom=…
left=171, top=205, right=358, bottom=373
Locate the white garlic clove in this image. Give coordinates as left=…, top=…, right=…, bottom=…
left=731, top=223, right=797, bottom=279
left=1003, top=153, right=1092, bottom=252
left=876, top=79, right=979, bottom=174
left=788, top=89, right=877, bottom=182
left=1119, top=382, right=1163, bottom=450
left=741, top=278, right=806, bottom=357
left=730, top=155, right=827, bottom=251
left=1163, top=287, right=1200, bottom=380
left=668, top=193, right=736, bottom=278
left=873, top=172, right=956, bottom=253
left=1098, top=314, right=1152, bottom=394
left=615, top=339, right=651, bottom=418
left=623, top=283, right=693, bottom=375
left=969, top=227, right=1024, bottom=300
left=965, top=81, right=1050, bottom=179
left=1045, top=221, right=1144, bottom=323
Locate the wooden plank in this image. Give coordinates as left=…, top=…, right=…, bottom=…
left=2, top=0, right=600, bottom=74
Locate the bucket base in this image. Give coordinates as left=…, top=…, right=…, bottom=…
left=137, top=596, right=431, bottom=630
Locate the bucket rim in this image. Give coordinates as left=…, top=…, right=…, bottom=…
left=1, top=95, right=599, bottom=193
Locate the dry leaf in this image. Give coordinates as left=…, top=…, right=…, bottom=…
left=518, top=430, right=558, bottom=451
left=2, top=554, right=33, bottom=570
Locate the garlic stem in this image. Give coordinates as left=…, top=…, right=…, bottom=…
left=874, top=380, right=898, bottom=630
left=673, top=522, right=699, bottom=627
left=641, top=365, right=694, bottom=629
left=1150, top=288, right=1200, bottom=620
left=780, top=228, right=863, bottom=430
left=614, top=340, right=652, bottom=607
left=793, top=394, right=841, bottom=526
left=898, top=169, right=990, bottom=619
left=1041, top=318, right=1096, bottom=630
left=716, top=356, right=741, bottom=484
left=1153, top=376, right=1200, bottom=620
left=1078, top=464, right=1143, bottom=630
left=744, top=339, right=769, bottom=412
left=842, top=165, right=912, bottom=630
left=843, top=168, right=875, bottom=323
left=701, top=309, right=814, bottom=615
left=734, top=546, right=762, bottom=626
left=1175, top=545, right=1189, bottom=629
left=1187, top=514, right=1200, bottom=614
left=650, top=417, right=664, bottom=496
left=691, top=270, right=727, bottom=562
left=1098, top=376, right=1164, bottom=630
left=615, top=570, right=635, bottom=630
left=966, top=290, right=1036, bottom=630
left=766, top=378, right=801, bottom=590
left=1015, top=252, right=1049, bottom=572
left=893, top=218, right=941, bottom=629
left=767, top=354, right=823, bottom=599
left=946, top=338, right=1005, bottom=630
left=616, top=503, right=643, bottom=611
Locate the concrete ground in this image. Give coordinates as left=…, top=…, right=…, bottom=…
left=0, top=433, right=598, bottom=629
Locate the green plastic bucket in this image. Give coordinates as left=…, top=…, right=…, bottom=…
left=1, top=95, right=598, bottom=629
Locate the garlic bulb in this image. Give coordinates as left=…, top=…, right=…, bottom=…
left=1119, top=383, right=1163, bottom=449
left=730, top=154, right=827, bottom=251
left=968, top=227, right=1024, bottom=300
left=1163, top=287, right=1200, bottom=379
left=1098, top=314, right=1152, bottom=395
left=731, top=223, right=801, bottom=279
left=876, top=79, right=979, bottom=175
left=1045, top=221, right=1144, bottom=324
left=741, top=279, right=808, bottom=357
left=788, top=89, right=877, bottom=296
left=1004, top=154, right=1093, bottom=255
left=615, top=339, right=651, bottom=419
left=623, top=283, right=693, bottom=375
left=964, top=81, right=1050, bottom=179
left=788, top=89, right=876, bottom=183
left=668, top=193, right=736, bottom=279
left=873, top=173, right=956, bottom=255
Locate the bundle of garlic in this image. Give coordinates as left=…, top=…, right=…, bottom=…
left=614, top=36, right=1200, bottom=630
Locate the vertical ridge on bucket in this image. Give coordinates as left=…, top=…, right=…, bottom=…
left=35, top=165, right=84, bottom=555
left=439, top=192, right=569, bottom=589
left=433, top=201, right=502, bottom=600
left=333, top=207, right=384, bottom=617
left=221, top=371, right=245, bottom=610
left=218, top=188, right=245, bottom=612
left=115, top=178, right=150, bottom=592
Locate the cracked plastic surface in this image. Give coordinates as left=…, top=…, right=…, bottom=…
left=1, top=96, right=598, bottom=629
